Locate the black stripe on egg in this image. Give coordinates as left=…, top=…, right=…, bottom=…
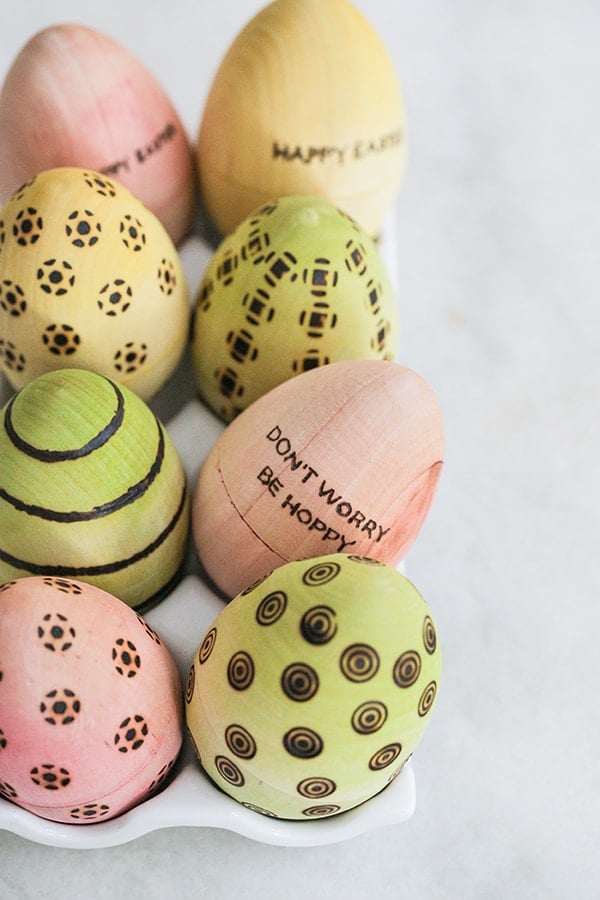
left=3, top=378, right=124, bottom=461
left=0, top=419, right=165, bottom=522
left=0, top=483, right=187, bottom=576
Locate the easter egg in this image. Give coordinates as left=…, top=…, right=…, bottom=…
left=192, top=359, right=444, bottom=598
left=0, top=576, right=183, bottom=824
left=0, top=368, right=189, bottom=610
left=185, top=554, right=441, bottom=819
left=190, top=195, right=398, bottom=422
left=0, top=24, right=195, bottom=244
left=196, top=0, right=406, bottom=238
left=0, top=166, right=189, bottom=400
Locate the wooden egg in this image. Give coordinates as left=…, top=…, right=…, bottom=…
left=0, top=368, right=190, bottom=610
left=197, top=0, right=406, bottom=238
left=191, top=195, right=398, bottom=422
left=192, top=359, right=444, bottom=598
left=0, top=166, right=189, bottom=400
left=0, top=576, right=183, bottom=824
left=185, top=554, right=441, bottom=820
left=0, top=24, right=195, bottom=245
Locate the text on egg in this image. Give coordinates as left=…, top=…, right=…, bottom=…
left=256, top=425, right=391, bottom=551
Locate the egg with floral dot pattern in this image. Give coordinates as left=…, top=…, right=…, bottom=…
left=185, top=553, right=441, bottom=820
left=0, top=166, right=189, bottom=400
left=0, top=576, right=183, bottom=824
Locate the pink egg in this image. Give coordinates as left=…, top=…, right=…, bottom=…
left=0, top=24, right=195, bottom=245
left=0, top=576, right=183, bottom=824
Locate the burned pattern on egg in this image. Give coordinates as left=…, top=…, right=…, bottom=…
left=196, top=0, right=406, bottom=237
left=191, top=196, right=398, bottom=422
left=0, top=368, right=189, bottom=610
left=0, top=167, right=189, bottom=401
left=185, top=554, right=441, bottom=820
left=0, top=576, right=183, bottom=824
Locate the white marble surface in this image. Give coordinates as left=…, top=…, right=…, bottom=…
left=1, top=1, right=599, bottom=898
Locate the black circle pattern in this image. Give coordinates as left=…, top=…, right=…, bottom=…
left=418, top=681, right=437, bottom=717
left=186, top=665, right=195, bottom=703
left=225, top=724, right=257, bottom=759
left=283, top=727, right=323, bottom=759
left=368, top=743, right=402, bottom=771
left=227, top=652, right=255, bottom=690
left=339, top=644, right=380, bottom=682
left=302, top=561, right=341, bottom=586
left=297, top=777, right=336, bottom=798
left=351, top=700, right=388, bottom=734
left=392, top=650, right=422, bottom=688
left=300, top=605, right=337, bottom=644
left=280, top=662, right=319, bottom=702
left=215, top=755, right=245, bottom=787
left=255, top=591, right=287, bottom=625
left=423, top=616, right=437, bottom=654
left=198, top=627, right=217, bottom=663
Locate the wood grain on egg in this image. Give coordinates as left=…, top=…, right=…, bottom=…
left=197, top=0, right=406, bottom=237
left=192, top=359, right=444, bottom=597
left=0, top=24, right=195, bottom=244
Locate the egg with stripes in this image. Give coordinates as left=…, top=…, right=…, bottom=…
left=0, top=576, right=183, bottom=824
left=0, top=368, right=189, bottom=610
left=0, top=166, right=189, bottom=401
left=185, top=554, right=441, bottom=819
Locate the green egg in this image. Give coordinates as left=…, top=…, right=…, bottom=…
left=185, top=553, right=441, bottom=820
left=0, top=368, right=189, bottom=610
left=190, top=196, right=398, bottom=422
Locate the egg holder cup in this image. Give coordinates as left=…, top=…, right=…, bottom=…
left=0, top=218, right=418, bottom=849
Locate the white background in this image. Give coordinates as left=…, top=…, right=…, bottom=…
left=1, top=1, right=599, bottom=897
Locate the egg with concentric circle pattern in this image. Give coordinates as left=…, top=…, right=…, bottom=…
left=185, top=553, right=441, bottom=820
left=0, top=166, right=189, bottom=401
left=0, top=368, right=189, bottom=610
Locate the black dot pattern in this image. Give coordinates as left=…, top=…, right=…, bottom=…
left=112, top=638, right=141, bottom=677
left=0, top=167, right=188, bottom=397
left=30, top=764, right=71, bottom=790
left=39, top=688, right=81, bottom=725
left=113, top=714, right=149, bottom=752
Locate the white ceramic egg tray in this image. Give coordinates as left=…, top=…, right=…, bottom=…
left=0, top=220, right=417, bottom=849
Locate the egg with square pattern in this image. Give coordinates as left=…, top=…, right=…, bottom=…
left=0, top=167, right=189, bottom=401
left=0, top=368, right=189, bottom=610
left=185, top=554, right=441, bottom=820
left=190, top=195, right=398, bottom=422
left=0, top=576, right=183, bottom=824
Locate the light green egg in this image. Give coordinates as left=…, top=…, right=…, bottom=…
left=0, top=368, right=189, bottom=610
left=190, top=196, right=398, bottom=422
left=185, top=553, right=441, bottom=820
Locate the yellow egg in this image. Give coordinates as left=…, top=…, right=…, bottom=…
left=0, top=167, right=189, bottom=401
left=197, top=0, right=406, bottom=238
left=190, top=195, right=398, bottom=422
left=0, top=24, right=195, bottom=245
left=192, top=359, right=444, bottom=598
